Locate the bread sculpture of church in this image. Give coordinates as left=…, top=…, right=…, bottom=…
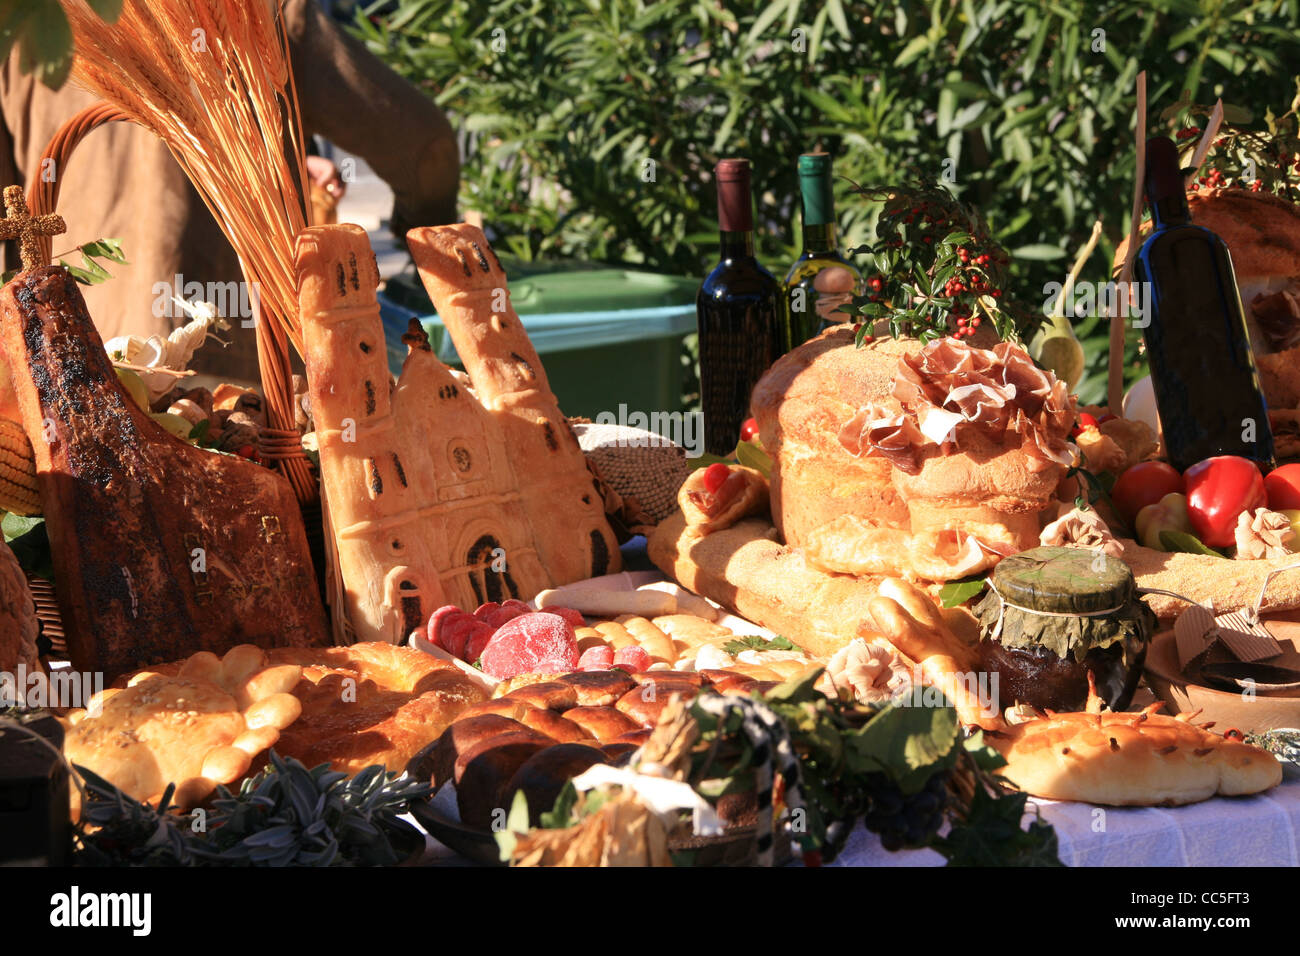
left=297, top=223, right=621, bottom=644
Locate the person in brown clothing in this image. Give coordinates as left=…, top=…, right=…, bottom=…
left=0, top=0, right=459, bottom=381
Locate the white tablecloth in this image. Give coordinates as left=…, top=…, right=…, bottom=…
left=829, top=769, right=1300, bottom=867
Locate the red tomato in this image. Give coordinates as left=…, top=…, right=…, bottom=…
left=702, top=462, right=731, bottom=493
left=1264, top=463, right=1300, bottom=511
left=740, top=417, right=759, bottom=442
left=1184, top=456, right=1267, bottom=548
left=1070, top=412, right=1099, bottom=438
left=1109, top=461, right=1185, bottom=525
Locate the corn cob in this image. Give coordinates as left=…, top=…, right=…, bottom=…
left=0, top=417, right=41, bottom=515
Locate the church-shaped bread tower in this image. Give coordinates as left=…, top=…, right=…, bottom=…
left=407, top=224, right=621, bottom=586
left=297, top=224, right=619, bottom=644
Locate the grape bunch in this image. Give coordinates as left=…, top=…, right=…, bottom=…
left=862, top=770, right=950, bottom=852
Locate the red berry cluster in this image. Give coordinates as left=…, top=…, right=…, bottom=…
left=1176, top=126, right=1201, bottom=141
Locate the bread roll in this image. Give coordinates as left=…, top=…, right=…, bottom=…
left=649, top=512, right=885, bottom=659
left=552, top=670, right=637, bottom=707
left=505, top=744, right=609, bottom=826
left=455, top=733, right=553, bottom=828
left=615, top=681, right=700, bottom=725
left=429, top=714, right=540, bottom=788
left=563, top=706, right=640, bottom=742
left=503, top=681, right=579, bottom=711
left=516, top=707, right=595, bottom=743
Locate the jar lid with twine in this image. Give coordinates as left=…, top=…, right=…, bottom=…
left=974, top=545, right=1156, bottom=662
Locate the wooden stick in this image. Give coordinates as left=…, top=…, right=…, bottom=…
left=1184, top=99, right=1225, bottom=189
left=1110, top=71, right=1146, bottom=414
left=1053, top=219, right=1104, bottom=318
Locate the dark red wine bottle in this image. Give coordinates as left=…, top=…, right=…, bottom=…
left=697, top=158, right=789, bottom=456
left=1134, top=136, right=1275, bottom=472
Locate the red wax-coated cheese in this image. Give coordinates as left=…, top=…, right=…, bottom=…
left=480, top=612, right=580, bottom=680
left=612, top=646, right=651, bottom=674
left=539, top=606, right=585, bottom=627
left=578, top=645, right=615, bottom=671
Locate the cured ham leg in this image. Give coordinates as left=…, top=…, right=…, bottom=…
left=0, top=266, right=327, bottom=679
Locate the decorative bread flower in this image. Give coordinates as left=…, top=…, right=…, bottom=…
left=1039, top=502, right=1125, bottom=557
left=1234, top=507, right=1297, bottom=560
left=817, top=638, right=913, bottom=705
left=839, top=338, right=1075, bottom=473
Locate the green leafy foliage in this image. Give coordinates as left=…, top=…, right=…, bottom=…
left=1, top=237, right=128, bottom=287
left=938, top=576, right=987, bottom=607
left=0, top=0, right=121, bottom=91
left=359, top=0, right=1300, bottom=406
left=934, top=784, right=1063, bottom=866
left=721, top=634, right=798, bottom=655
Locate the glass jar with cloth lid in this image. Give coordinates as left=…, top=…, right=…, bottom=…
left=973, top=546, right=1157, bottom=713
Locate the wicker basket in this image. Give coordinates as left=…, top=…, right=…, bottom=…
left=20, top=103, right=329, bottom=654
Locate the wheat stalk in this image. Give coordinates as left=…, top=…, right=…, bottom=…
left=61, top=0, right=311, bottom=353
left=60, top=0, right=317, bottom=501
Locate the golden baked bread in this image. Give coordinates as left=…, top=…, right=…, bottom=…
left=0, top=537, right=38, bottom=673
left=993, top=681, right=1282, bottom=806
left=677, top=465, right=769, bottom=534
left=1118, top=536, right=1300, bottom=618
left=408, top=223, right=621, bottom=587
left=752, top=328, right=913, bottom=544
left=264, top=641, right=485, bottom=774
left=649, top=512, right=888, bottom=660
left=63, top=645, right=303, bottom=808
left=298, top=224, right=618, bottom=644
left=752, top=330, right=1074, bottom=581
left=865, top=578, right=1002, bottom=732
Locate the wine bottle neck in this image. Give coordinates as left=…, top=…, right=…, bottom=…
left=719, top=230, right=755, bottom=258
left=1151, top=192, right=1191, bottom=228
left=800, top=221, right=837, bottom=256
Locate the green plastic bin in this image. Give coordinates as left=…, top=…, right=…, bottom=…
left=378, top=264, right=698, bottom=421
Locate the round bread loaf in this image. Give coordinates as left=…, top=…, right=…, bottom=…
left=506, top=743, right=609, bottom=826
left=751, top=327, right=912, bottom=546
left=751, top=325, right=1065, bottom=573
left=563, top=705, right=640, bottom=742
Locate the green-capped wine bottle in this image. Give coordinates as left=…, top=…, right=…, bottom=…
left=784, top=152, right=863, bottom=344
left=697, top=158, right=789, bottom=456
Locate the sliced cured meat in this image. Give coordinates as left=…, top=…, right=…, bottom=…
left=479, top=611, right=579, bottom=679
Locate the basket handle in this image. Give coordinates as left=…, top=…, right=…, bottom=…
left=28, top=102, right=318, bottom=505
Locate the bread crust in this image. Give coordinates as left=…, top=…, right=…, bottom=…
left=264, top=642, right=485, bottom=774
left=994, top=705, right=1283, bottom=806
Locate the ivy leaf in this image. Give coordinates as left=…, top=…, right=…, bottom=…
left=721, top=634, right=797, bottom=655
left=848, top=701, right=962, bottom=793
left=933, top=786, right=1063, bottom=866
left=938, top=577, right=986, bottom=607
